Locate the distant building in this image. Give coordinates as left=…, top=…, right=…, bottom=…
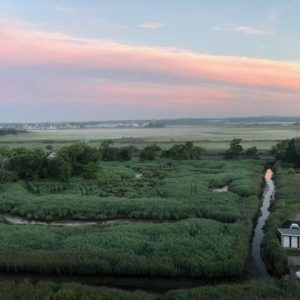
left=47, top=152, right=57, bottom=160
left=278, top=227, right=300, bottom=249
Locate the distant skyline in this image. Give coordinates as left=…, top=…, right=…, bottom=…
left=1, top=0, right=300, bottom=122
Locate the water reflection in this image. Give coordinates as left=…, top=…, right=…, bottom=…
left=251, top=168, right=274, bottom=276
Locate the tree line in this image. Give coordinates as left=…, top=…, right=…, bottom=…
left=0, top=128, right=26, bottom=136
left=0, top=144, right=100, bottom=182
left=0, top=139, right=260, bottom=183
left=271, top=138, right=300, bottom=166
left=0, top=141, right=205, bottom=182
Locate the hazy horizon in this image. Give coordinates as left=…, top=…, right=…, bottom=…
left=2, top=115, right=300, bottom=125
left=1, top=0, right=300, bottom=122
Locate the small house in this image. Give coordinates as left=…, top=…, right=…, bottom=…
left=278, top=228, right=300, bottom=249
left=47, top=152, right=57, bottom=160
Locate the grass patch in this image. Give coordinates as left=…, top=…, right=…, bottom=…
left=0, top=218, right=247, bottom=277
left=1, top=279, right=300, bottom=299
left=164, top=279, right=300, bottom=300
left=0, top=160, right=262, bottom=223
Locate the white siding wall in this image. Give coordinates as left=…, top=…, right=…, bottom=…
left=292, top=236, right=298, bottom=248
left=283, top=236, right=290, bottom=248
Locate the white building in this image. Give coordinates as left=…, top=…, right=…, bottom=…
left=47, top=152, right=57, bottom=160
left=278, top=228, right=300, bottom=249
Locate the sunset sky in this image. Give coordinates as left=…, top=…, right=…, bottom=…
left=1, top=0, right=300, bottom=122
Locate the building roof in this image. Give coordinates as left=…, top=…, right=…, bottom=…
left=47, top=152, right=57, bottom=159
left=278, top=228, right=300, bottom=236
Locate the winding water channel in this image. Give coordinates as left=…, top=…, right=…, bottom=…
left=0, top=214, right=174, bottom=227
left=251, top=168, right=275, bottom=276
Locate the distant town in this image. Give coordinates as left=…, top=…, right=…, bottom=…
left=1, top=116, right=300, bottom=131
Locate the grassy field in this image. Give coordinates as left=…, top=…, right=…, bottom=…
left=164, top=279, right=300, bottom=300
left=0, top=218, right=245, bottom=277
left=1, top=279, right=300, bottom=300
left=0, top=159, right=263, bottom=278
left=0, top=280, right=156, bottom=300
left=0, top=124, right=298, bottom=151
left=0, top=127, right=296, bottom=297
left=0, top=160, right=262, bottom=223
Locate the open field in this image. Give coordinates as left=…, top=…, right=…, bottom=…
left=0, top=124, right=299, bottom=151
left=0, top=159, right=263, bottom=278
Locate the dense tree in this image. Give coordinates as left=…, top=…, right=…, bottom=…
left=117, top=147, right=133, bottom=161
left=271, top=138, right=300, bottom=166
left=0, top=147, right=15, bottom=183
left=45, top=145, right=54, bottom=151
left=140, top=149, right=156, bottom=161
left=225, top=139, right=244, bottom=159
left=245, top=146, right=259, bottom=158
left=161, top=142, right=204, bottom=160
left=0, top=128, right=25, bottom=136
left=0, top=147, right=11, bottom=176
left=61, top=144, right=99, bottom=165
left=162, top=144, right=189, bottom=160
left=190, top=146, right=205, bottom=159
left=140, top=144, right=161, bottom=161
left=100, top=142, right=135, bottom=161
left=284, top=139, right=300, bottom=166
left=54, top=143, right=100, bottom=179
left=270, top=140, right=289, bottom=160
left=9, top=148, right=48, bottom=180
left=185, top=141, right=194, bottom=150
left=48, top=155, right=72, bottom=181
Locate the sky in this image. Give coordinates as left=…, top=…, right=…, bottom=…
left=0, top=0, right=300, bottom=122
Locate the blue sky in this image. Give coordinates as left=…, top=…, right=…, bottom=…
left=0, top=0, right=300, bottom=122
left=1, top=0, right=299, bottom=59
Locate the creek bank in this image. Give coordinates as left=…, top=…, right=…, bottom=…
left=0, top=214, right=175, bottom=227
left=250, top=168, right=275, bottom=276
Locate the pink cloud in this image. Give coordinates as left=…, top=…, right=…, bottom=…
left=95, top=85, right=232, bottom=106
left=0, top=70, right=231, bottom=108
left=1, top=18, right=300, bottom=119
left=0, top=18, right=299, bottom=92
